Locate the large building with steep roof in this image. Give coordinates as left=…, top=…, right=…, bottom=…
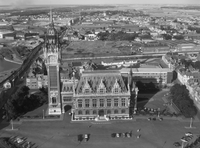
left=73, top=70, right=130, bottom=120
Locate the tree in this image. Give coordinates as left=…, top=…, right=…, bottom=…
left=194, top=61, right=200, bottom=70
left=170, top=84, right=197, bottom=118
left=173, top=35, right=184, bottom=40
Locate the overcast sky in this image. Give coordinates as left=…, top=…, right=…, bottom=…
left=0, top=0, right=199, bottom=5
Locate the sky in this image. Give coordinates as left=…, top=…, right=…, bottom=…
left=0, top=0, right=199, bottom=6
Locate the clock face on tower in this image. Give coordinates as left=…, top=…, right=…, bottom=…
left=49, top=55, right=57, bottom=63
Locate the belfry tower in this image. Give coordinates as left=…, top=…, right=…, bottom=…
left=43, top=9, right=62, bottom=115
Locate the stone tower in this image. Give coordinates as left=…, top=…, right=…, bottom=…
left=43, top=9, right=62, bottom=115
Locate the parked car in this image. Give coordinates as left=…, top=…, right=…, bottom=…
left=185, top=132, right=193, bottom=136
left=159, top=118, right=163, bottom=121
left=173, top=142, right=181, bottom=147
left=122, top=133, right=126, bottom=138
left=152, top=118, right=156, bottom=121
left=84, top=134, right=89, bottom=142
left=147, top=117, right=151, bottom=121
left=116, top=133, right=121, bottom=138
left=125, top=132, right=131, bottom=138
left=181, top=137, right=188, bottom=143
left=111, top=133, right=116, bottom=138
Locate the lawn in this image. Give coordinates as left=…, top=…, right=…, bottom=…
left=61, top=41, right=133, bottom=59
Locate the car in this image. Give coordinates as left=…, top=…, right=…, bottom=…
left=125, top=132, right=131, bottom=138
left=111, top=133, right=116, bottom=138
left=181, top=137, right=188, bottom=143
left=84, top=134, right=89, bottom=142
left=136, top=135, right=141, bottom=139
left=152, top=118, right=156, bottom=121
left=122, top=133, right=126, bottom=138
left=159, top=118, right=163, bottom=121
left=185, top=132, right=193, bottom=136
left=185, top=136, right=192, bottom=141
left=173, top=142, right=181, bottom=147
left=147, top=117, right=151, bottom=121
left=116, top=133, right=121, bottom=138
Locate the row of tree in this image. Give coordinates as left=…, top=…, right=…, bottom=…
left=169, top=84, right=197, bottom=118
left=4, top=86, right=48, bottom=120
left=180, top=59, right=200, bottom=70
left=188, top=26, right=200, bottom=33
left=97, top=31, right=138, bottom=41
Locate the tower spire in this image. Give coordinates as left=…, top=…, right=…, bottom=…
left=49, top=7, right=54, bottom=25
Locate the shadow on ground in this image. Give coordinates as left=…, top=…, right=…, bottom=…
left=0, top=108, right=9, bottom=130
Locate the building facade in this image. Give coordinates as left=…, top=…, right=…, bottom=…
left=72, top=71, right=131, bottom=121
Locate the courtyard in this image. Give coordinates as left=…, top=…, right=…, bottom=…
left=0, top=112, right=200, bottom=148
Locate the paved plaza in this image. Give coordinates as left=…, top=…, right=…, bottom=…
left=0, top=113, right=200, bottom=148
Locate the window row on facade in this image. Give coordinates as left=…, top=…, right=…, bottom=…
left=76, top=98, right=127, bottom=108
left=76, top=109, right=128, bottom=115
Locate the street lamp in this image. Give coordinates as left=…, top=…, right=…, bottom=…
left=134, top=87, right=139, bottom=114
left=185, top=117, right=196, bottom=129
left=11, top=119, right=14, bottom=130
left=181, top=140, right=186, bottom=148
left=157, top=108, right=160, bottom=118
left=43, top=109, right=45, bottom=119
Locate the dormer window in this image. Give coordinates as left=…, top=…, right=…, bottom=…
left=99, top=88, right=105, bottom=94
left=114, top=87, right=119, bottom=93
left=83, top=78, right=91, bottom=94
left=112, top=79, right=121, bottom=94
left=85, top=88, right=90, bottom=94
left=97, top=79, right=106, bottom=94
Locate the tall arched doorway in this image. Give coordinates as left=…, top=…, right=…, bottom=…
left=64, top=105, right=72, bottom=113
left=98, top=110, right=104, bottom=116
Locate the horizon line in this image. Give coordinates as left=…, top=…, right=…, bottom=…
left=0, top=3, right=200, bottom=6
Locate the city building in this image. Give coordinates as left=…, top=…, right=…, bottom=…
left=120, top=68, right=173, bottom=84
left=26, top=73, right=48, bottom=89
left=72, top=70, right=131, bottom=121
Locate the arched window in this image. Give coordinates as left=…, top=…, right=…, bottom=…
left=107, top=110, right=111, bottom=114
left=52, top=97, right=56, bottom=104
left=114, top=110, right=118, bottom=114
left=121, top=109, right=126, bottom=114
left=93, top=110, right=97, bottom=115
left=86, top=110, right=90, bottom=115
left=78, top=110, right=82, bottom=115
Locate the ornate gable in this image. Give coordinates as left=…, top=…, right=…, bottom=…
left=75, top=70, right=129, bottom=95
left=97, top=79, right=106, bottom=94
left=83, top=78, right=92, bottom=94
left=112, top=79, right=121, bottom=93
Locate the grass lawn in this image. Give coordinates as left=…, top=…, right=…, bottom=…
left=137, top=90, right=170, bottom=111
left=1, top=113, right=199, bottom=148
left=61, top=41, right=132, bottom=59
